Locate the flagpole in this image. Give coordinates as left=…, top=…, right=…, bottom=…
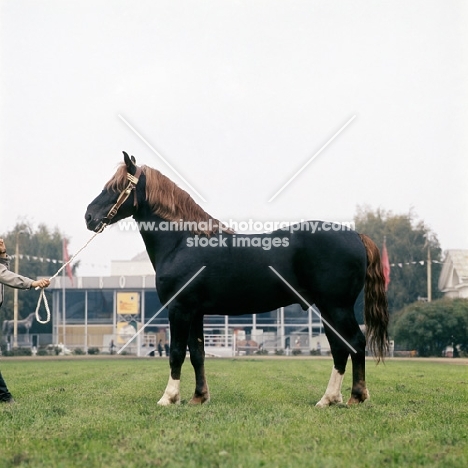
left=62, top=239, right=66, bottom=347
left=427, top=245, right=432, bottom=302
left=61, top=238, right=75, bottom=348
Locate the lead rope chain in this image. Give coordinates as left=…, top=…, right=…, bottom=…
left=35, top=230, right=104, bottom=324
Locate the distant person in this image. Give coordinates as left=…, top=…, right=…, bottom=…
left=164, top=342, right=170, bottom=356
left=157, top=340, right=163, bottom=357
left=109, top=339, right=116, bottom=355
left=0, top=238, right=50, bottom=404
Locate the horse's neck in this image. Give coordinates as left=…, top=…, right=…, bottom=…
left=134, top=212, right=187, bottom=268
left=17, top=314, right=34, bottom=326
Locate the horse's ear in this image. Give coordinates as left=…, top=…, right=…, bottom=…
left=131, top=155, right=136, bottom=164
left=123, top=151, right=135, bottom=170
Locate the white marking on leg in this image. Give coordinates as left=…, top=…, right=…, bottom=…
left=157, top=375, right=181, bottom=406
left=316, top=367, right=344, bottom=407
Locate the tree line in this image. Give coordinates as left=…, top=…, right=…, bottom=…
left=0, top=222, right=74, bottom=334
left=2, top=208, right=466, bottom=356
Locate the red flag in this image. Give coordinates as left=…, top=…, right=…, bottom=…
left=381, top=237, right=390, bottom=291
left=63, top=239, right=74, bottom=286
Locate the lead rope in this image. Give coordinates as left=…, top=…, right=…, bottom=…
left=35, top=229, right=104, bottom=324
left=34, top=167, right=141, bottom=324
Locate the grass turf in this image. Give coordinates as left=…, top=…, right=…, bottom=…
left=0, top=357, right=466, bottom=467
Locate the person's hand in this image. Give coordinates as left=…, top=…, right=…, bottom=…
left=32, top=279, right=51, bottom=289
left=0, top=239, right=6, bottom=255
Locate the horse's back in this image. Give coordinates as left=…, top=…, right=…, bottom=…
left=157, top=222, right=366, bottom=314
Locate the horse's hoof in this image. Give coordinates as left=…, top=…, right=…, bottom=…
left=347, top=397, right=360, bottom=405
left=315, top=393, right=343, bottom=407
left=347, top=388, right=370, bottom=405
left=157, top=395, right=181, bottom=406
left=189, top=394, right=210, bottom=405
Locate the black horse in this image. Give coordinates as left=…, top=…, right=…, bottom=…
left=85, top=152, right=388, bottom=406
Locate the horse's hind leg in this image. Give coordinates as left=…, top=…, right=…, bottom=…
left=347, top=326, right=369, bottom=405
left=157, top=306, right=191, bottom=406
left=316, top=306, right=368, bottom=407
left=187, top=314, right=210, bottom=404
left=316, top=322, right=348, bottom=407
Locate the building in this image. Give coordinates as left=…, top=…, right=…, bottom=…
left=14, top=249, right=466, bottom=355
left=438, top=250, right=468, bottom=298
left=44, top=251, right=328, bottom=355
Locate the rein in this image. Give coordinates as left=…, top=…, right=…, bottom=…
left=35, top=166, right=142, bottom=324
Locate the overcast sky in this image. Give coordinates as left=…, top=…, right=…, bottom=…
left=1, top=0, right=467, bottom=277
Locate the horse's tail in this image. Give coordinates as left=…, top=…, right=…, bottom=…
left=359, top=233, right=389, bottom=363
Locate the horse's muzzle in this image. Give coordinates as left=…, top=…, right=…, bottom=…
left=85, top=212, right=106, bottom=233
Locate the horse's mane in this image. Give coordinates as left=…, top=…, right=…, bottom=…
left=105, top=163, right=232, bottom=236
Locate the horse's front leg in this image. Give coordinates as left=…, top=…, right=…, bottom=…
left=187, top=313, right=210, bottom=404
left=157, top=306, right=191, bottom=406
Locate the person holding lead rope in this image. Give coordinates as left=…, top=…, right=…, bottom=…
left=0, top=238, right=50, bottom=403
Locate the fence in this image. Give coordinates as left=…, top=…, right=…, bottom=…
left=1, top=330, right=330, bottom=357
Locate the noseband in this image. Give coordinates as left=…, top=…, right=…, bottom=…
left=95, top=166, right=143, bottom=232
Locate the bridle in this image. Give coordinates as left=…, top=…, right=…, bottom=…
left=95, top=165, right=143, bottom=233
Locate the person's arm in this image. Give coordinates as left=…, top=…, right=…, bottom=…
left=0, top=260, right=34, bottom=289
left=0, top=240, right=50, bottom=289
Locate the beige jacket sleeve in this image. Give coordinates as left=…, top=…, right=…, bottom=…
left=0, top=256, right=34, bottom=290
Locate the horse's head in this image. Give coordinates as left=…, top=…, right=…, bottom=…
left=85, top=152, right=143, bottom=232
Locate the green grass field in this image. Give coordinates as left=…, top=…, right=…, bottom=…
left=0, top=357, right=466, bottom=468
